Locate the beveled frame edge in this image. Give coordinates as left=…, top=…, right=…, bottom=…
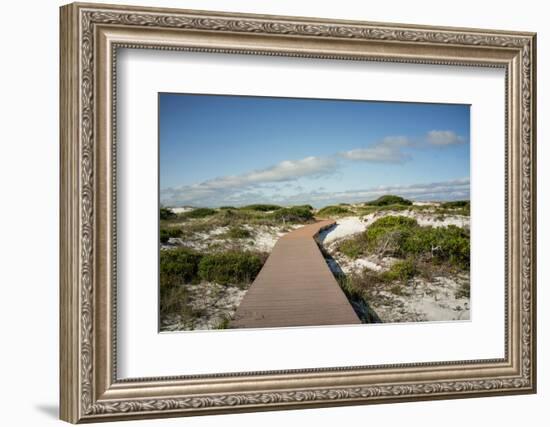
left=59, top=2, right=536, bottom=423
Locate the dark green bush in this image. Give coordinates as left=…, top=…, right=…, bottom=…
left=438, top=200, right=470, bottom=216
left=365, top=216, right=418, bottom=250
left=160, top=228, right=183, bottom=244
left=198, top=251, right=265, bottom=286
left=179, top=207, right=217, bottom=219
left=159, top=285, right=191, bottom=318
left=269, top=206, right=314, bottom=223
left=219, top=206, right=236, bottom=210
left=294, top=204, right=314, bottom=211
left=160, top=248, right=202, bottom=287
left=225, top=226, right=252, bottom=239
left=337, top=215, right=470, bottom=268
left=338, top=238, right=366, bottom=259
left=440, top=200, right=470, bottom=209
left=239, top=204, right=282, bottom=212
left=160, top=207, right=176, bottom=220
left=317, top=205, right=351, bottom=217
left=365, top=195, right=413, bottom=206
left=381, top=259, right=417, bottom=282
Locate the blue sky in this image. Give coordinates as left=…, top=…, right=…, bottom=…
left=159, top=93, right=470, bottom=207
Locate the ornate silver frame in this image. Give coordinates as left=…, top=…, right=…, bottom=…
left=60, top=2, right=537, bottom=423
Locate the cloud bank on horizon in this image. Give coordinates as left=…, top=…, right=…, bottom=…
left=159, top=94, right=470, bottom=208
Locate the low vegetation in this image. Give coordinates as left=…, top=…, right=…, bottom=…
left=160, top=247, right=268, bottom=327
left=440, top=200, right=469, bottom=209
left=160, top=227, right=183, bottom=244
left=365, top=195, right=413, bottom=206
left=438, top=200, right=470, bottom=216
left=179, top=207, right=217, bottom=219
left=337, top=215, right=470, bottom=269
left=198, top=251, right=266, bottom=286
left=160, top=207, right=176, bottom=220
left=224, top=226, right=252, bottom=239
left=268, top=206, right=314, bottom=223
left=317, top=205, right=352, bottom=217
left=160, top=247, right=266, bottom=288
left=239, top=204, right=282, bottom=212
left=160, top=247, right=203, bottom=288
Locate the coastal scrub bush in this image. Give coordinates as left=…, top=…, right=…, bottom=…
left=159, top=285, right=192, bottom=319
left=269, top=206, right=314, bottom=223
left=365, top=195, right=412, bottom=206
left=160, top=248, right=202, bottom=287
left=239, top=204, right=282, bottom=212
left=336, top=215, right=470, bottom=268
left=179, top=207, right=217, bottom=219
left=198, top=251, right=265, bottom=286
left=317, top=205, right=351, bottom=217
left=440, top=200, right=470, bottom=209
left=160, top=227, right=183, bottom=244
left=438, top=200, right=470, bottom=216
left=294, top=204, right=314, bottom=211
left=160, top=207, right=176, bottom=220
left=225, top=226, right=252, bottom=239
left=381, top=259, right=417, bottom=282
left=338, top=237, right=367, bottom=259
left=365, top=216, right=418, bottom=255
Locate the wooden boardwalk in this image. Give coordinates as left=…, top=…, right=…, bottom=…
left=230, top=220, right=360, bottom=328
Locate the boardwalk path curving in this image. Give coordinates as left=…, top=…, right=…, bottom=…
left=230, top=220, right=360, bottom=328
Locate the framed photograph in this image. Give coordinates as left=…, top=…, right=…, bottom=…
left=60, top=2, right=537, bottom=423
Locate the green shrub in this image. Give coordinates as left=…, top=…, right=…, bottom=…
left=440, top=200, right=470, bottom=209
left=336, top=215, right=470, bottom=269
left=294, top=204, right=314, bottom=211
left=365, top=195, right=412, bottom=206
left=365, top=216, right=418, bottom=253
left=269, top=206, right=314, bottom=223
left=159, top=285, right=191, bottom=318
left=239, top=204, right=282, bottom=212
left=317, top=205, right=351, bottom=217
left=160, top=248, right=202, bottom=287
left=198, top=251, right=265, bottom=286
left=225, top=226, right=252, bottom=239
left=338, top=238, right=366, bottom=259
left=219, top=206, right=236, bottom=210
left=381, top=259, right=417, bottom=282
left=179, top=207, right=217, bottom=219
left=160, top=228, right=183, bottom=244
left=438, top=200, right=470, bottom=216
left=160, top=207, right=176, bottom=220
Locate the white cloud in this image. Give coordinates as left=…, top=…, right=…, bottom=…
left=426, top=130, right=465, bottom=146
left=340, top=136, right=411, bottom=163
left=275, top=177, right=470, bottom=206
left=205, top=156, right=337, bottom=189
left=161, top=156, right=337, bottom=206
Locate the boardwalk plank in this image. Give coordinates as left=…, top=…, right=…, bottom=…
left=230, top=220, right=360, bottom=328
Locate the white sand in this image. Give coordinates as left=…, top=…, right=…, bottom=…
left=162, top=224, right=295, bottom=253
left=317, top=210, right=470, bottom=324
left=317, top=217, right=367, bottom=244
left=373, top=275, right=470, bottom=323
left=160, top=282, right=247, bottom=331
left=362, top=211, right=469, bottom=229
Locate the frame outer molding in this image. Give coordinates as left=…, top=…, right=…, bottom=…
left=59, top=2, right=536, bottom=423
